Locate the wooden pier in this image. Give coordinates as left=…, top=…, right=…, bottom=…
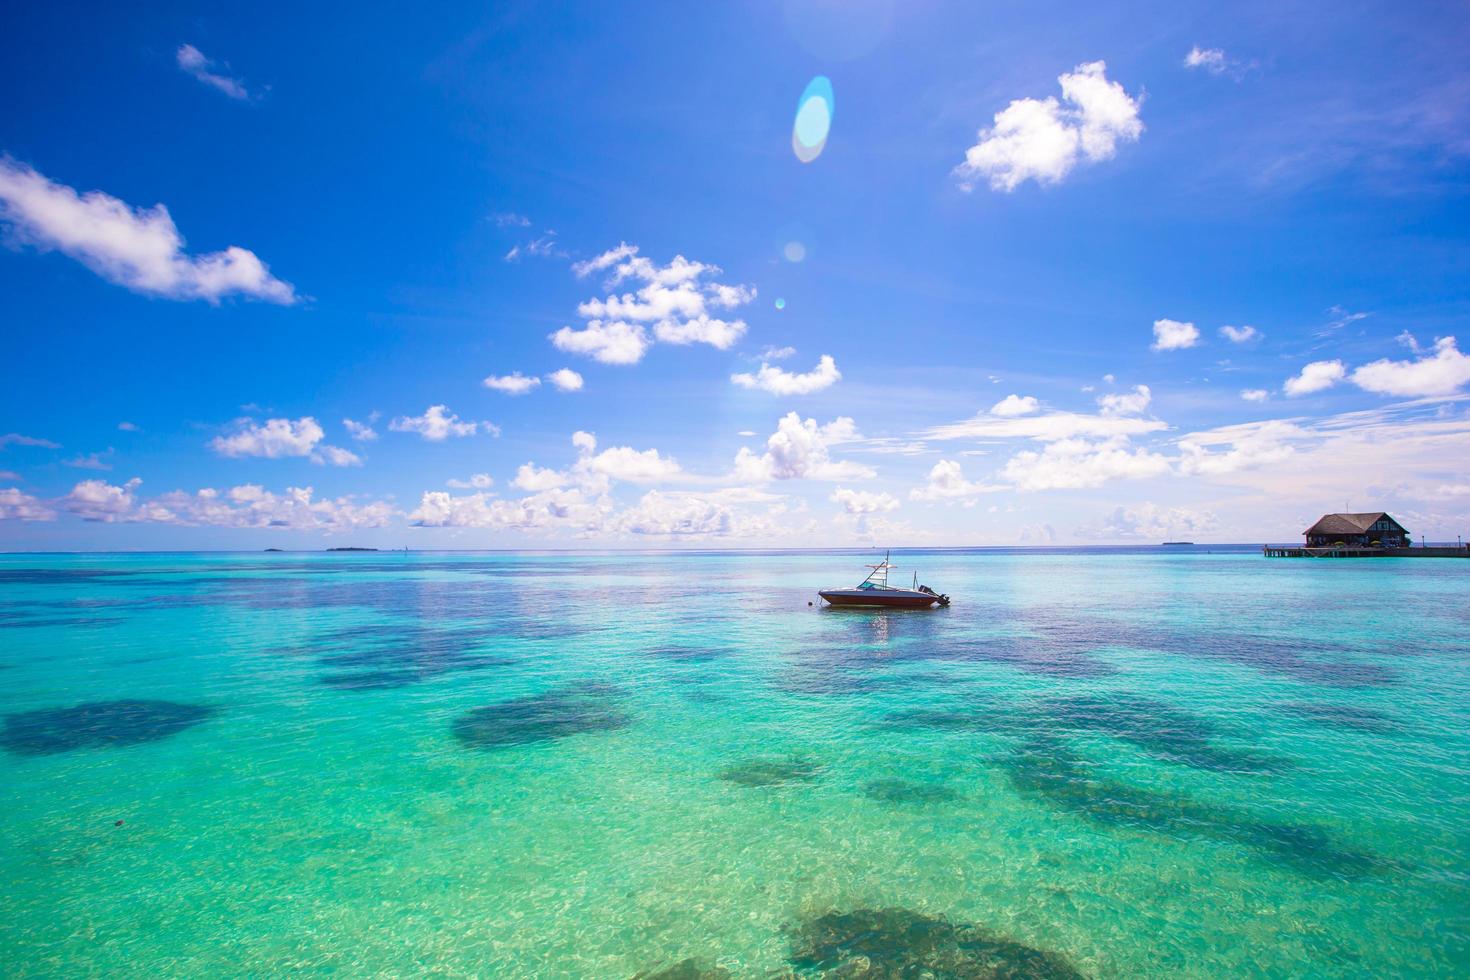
left=1264, top=545, right=1469, bottom=558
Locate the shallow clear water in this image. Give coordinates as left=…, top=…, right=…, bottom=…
left=1, top=549, right=1467, bottom=977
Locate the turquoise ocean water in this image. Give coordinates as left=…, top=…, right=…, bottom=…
left=1, top=548, right=1467, bottom=977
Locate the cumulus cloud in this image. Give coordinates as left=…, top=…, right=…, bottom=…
left=1097, top=384, right=1151, bottom=416
left=731, top=354, right=840, bottom=395
left=210, top=417, right=324, bottom=458
left=343, top=418, right=378, bottom=442
left=1079, top=502, right=1219, bottom=540
left=0, top=487, right=57, bottom=521
left=1351, top=336, right=1470, bottom=397
left=954, top=61, right=1142, bottom=192
left=310, top=445, right=362, bottom=467
left=1177, top=419, right=1300, bottom=476
left=64, top=450, right=113, bottom=471
left=512, top=462, right=567, bottom=492
left=546, top=368, right=583, bottom=391
left=1283, top=359, right=1345, bottom=396
left=580, top=445, right=682, bottom=484
left=63, top=477, right=143, bottom=522
left=1219, top=324, right=1260, bottom=343
left=410, top=486, right=608, bottom=533
left=1241, top=388, right=1269, bottom=403
left=734, top=412, right=874, bottom=482
left=909, top=459, right=1006, bottom=503
left=552, top=243, right=754, bottom=363
left=990, top=394, right=1039, bottom=417
left=1000, top=438, right=1172, bottom=490
left=483, top=371, right=541, bottom=395
left=176, top=44, right=253, bottom=100
left=1152, top=318, right=1200, bottom=351
left=447, top=473, right=494, bottom=489
left=0, top=159, right=295, bottom=303
left=830, top=487, right=899, bottom=514
left=389, top=405, right=481, bottom=441
left=549, top=320, right=651, bottom=365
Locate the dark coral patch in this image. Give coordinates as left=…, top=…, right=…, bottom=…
left=862, top=778, right=962, bottom=805
left=787, top=907, right=1084, bottom=978
left=717, top=756, right=823, bottom=787
left=452, top=686, right=630, bottom=749
left=1042, top=695, right=1286, bottom=774
left=1, top=700, right=215, bottom=756
left=632, top=958, right=731, bottom=979
left=1278, top=701, right=1399, bottom=734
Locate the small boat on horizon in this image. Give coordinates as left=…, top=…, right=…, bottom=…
left=818, top=552, right=950, bottom=608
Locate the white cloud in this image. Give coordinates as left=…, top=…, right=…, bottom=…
left=580, top=446, right=682, bottom=484
left=504, top=232, right=565, bottom=262
left=512, top=463, right=567, bottom=492
left=0, top=432, right=61, bottom=449
left=550, top=320, right=651, bottom=365
left=1079, top=503, right=1219, bottom=540
left=1000, top=438, right=1172, bottom=490
left=493, top=212, right=530, bottom=228
left=483, top=371, right=542, bottom=395
left=343, top=418, right=378, bottom=442
left=954, top=61, right=1142, bottom=192
left=63, top=477, right=142, bottom=522
left=117, top=421, right=140, bottom=432
left=409, top=486, right=608, bottom=533
left=1351, top=336, right=1470, bottom=397
left=149, top=484, right=394, bottom=531
left=990, top=394, right=1039, bottom=417
left=760, top=345, right=797, bottom=361
left=1177, top=419, right=1299, bottom=476
left=0, top=487, right=56, bottom=521
left=731, top=355, right=841, bottom=395
left=1183, top=46, right=1227, bottom=74
left=1219, top=324, right=1260, bottom=343
left=1284, top=359, right=1346, bottom=396
left=909, top=459, right=1006, bottom=503
left=734, top=412, right=874, bottom=482
left=447, top=473, right=494, bottom=489
left=176, top=44, right=252, bottom=101
left=389, top=405, right=481, bottom=441
left=0, top=159, right=294, bottom=303
left=64, top=451, right=113, bottom=471
left=1152, top=318, right=1200, bottom=351
left=830, top=487, right=900, bottom=514
left=310, top=445, right=362, bottom=467
left=210, top=417, right=324, bottom=458
left=557, top=244, right=753, bottom=361
left=922, top=409, right=1166, bottom=443
left=546, top=368, right=584, bottom=391
left=1241, top=388, right=1269, bottom=403
left=572, top=430, right=597, bottom=454
left=1097, top=384, right=1152, bottom=416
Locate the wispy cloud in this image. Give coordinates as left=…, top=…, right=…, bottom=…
left=0, top=159, right=296, bottom=303
left=176, top=44, right=254, bottom=101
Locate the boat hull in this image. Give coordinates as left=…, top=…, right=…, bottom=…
left=818, top=589, right=941, bottom=608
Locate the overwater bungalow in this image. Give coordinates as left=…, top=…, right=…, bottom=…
left=1303, top=512, right=1409, bottom=549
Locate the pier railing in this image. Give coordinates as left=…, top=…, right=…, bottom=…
left=1263, top=544, right=1469, bottom=558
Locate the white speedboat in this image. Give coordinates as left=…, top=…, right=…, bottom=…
left=818, top=553, right=950, bottom=608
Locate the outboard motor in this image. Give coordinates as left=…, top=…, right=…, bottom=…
left=918, top=585, right=951, bottom=606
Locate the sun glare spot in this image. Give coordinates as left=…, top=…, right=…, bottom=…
left=792, top=76, right=834, bottom=163
left=783, top=241, right=807, bottom=263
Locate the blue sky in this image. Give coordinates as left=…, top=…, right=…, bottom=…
left=2, top=1, right=1469, bottom=548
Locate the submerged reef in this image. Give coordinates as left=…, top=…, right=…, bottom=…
left=1, top=699, right=216, bottom=756
left=632, top=958, right=731, bottom=979
left=999, top=736, right=1385, bottom=880
left=717, top=756, right=824, bottom=787
left=306, top=622, right=515, bottom=690
left=1041, top=695, right=1287, bottom=774
left=1277, top=701, right=1400, bottom=734
left=862, top=778, right=962, bottom=805
left=787, top=907, right=1084, bottom=978
left=452, top=684, right=630, bottom=749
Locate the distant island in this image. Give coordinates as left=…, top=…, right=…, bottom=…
left=326, top=547, right=378, bottom=552
left=264, top=548, right=283, bottom=552
left=1161, top=541, right=1195, bottom=546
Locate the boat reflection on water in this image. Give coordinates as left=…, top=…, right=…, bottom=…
left=818, top=552, right=950, bottom=609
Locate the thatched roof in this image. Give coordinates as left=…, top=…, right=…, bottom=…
left=1304, top=512, right=1402, bottom=536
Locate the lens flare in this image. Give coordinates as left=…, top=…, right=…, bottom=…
left=783, top=240, right=806, bottom=263
left=775, top=298, right=786, bottom=310
left=792, top=76, right=834, bottom=163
